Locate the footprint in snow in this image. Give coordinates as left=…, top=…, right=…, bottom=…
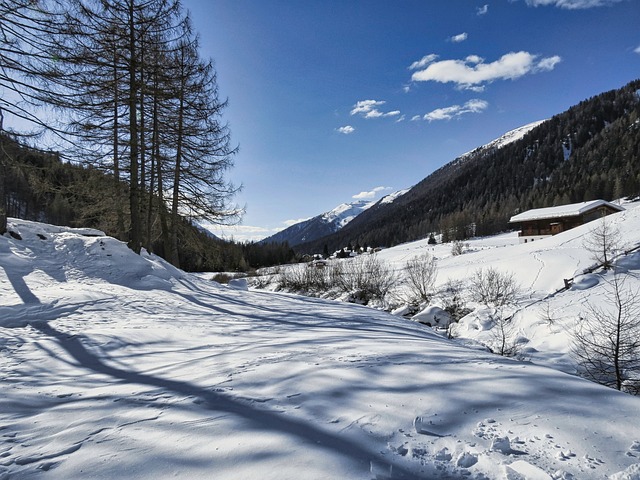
left=414, top=414, right=450, bottom=437
left=627, top=440, right=640, bottom=457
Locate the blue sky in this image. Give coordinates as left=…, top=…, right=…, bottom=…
left=184, top=0, right=640, bottom=242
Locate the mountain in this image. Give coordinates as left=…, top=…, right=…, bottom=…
left=262, top=119, right=537, bottom=249
left=262, top=191, right=407, bottom=246
left=296, top=79, right=640, bottom=254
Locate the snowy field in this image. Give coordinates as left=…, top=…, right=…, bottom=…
left=372, top=200, right=640, bottom=375
left=2, top=216, right=640, bottom=479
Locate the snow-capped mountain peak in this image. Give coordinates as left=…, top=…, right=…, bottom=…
left=321, top=200, right=374, bottom=229
left=262, top=193, right=405, bottom=246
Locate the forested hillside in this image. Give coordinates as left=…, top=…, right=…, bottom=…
left=0, top=134, right=293, bottom=271
left=298, top=79, right=640, bottom=254
left=0, top=0, right=296, bottom=272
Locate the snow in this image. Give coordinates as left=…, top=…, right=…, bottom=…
left=322, top=200, right=374, bottom=228
left=509, top=199, right=624, bottom=223
left=413, top=305, right=452, bottom=327
left=2, top=215, right=640, bottom=479
left=379, top=189, right=409, bottom=205
left=459, top=120, right=546, bottom=160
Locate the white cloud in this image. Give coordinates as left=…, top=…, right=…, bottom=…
left=411, top=51, right=561, bottom=90
left=352, top=186, right=392, bottom=200
left=337, top=125, right=355, bottom=135
left=450, top=32, right=468, bottom=43
left=423, top=99, right=489, bottom=122
left=524, top=0, right=623, bottom=8
left=535, top=55, right=562, bottom=71
left=466, top=85, right=486, bottom=93
left=633, top=45, right=640, bottom=54
left=408, top=54, right=439, bottom=70
left=350, top=100, right=401, bottom=119
left=350, top=99, right=385, bottom=116
left=477, top=4, right=489, bottom=15
left=410, top=115, right=422, bottom=122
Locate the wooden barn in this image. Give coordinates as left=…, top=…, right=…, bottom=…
left=509, top=199, right=624, bottom=244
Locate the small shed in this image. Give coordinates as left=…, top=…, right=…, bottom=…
left=509, top=200, right=624, bottom=244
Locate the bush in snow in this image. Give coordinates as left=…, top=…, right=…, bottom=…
left=441, top=279, right=471, bottom=321
left=470, top=268, right=521, bottom=357
left=450, top=240, right=468, bottom=256
left=336, top=254, right=398, bottom=305
left=211, top=272, right=233, bottom=284
left=469, top=267, right=519, bottom=308
left=277, top=264, right=330, bottom=292
left=402, top=252, right=438, bottom=305
left=490, top=312, right=521, bottom=357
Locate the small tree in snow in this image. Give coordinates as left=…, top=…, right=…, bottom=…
left=470, top=268, right=521, bottom=357
left=451, top=240, right=468, bottom=256
left=441, top=278, right=471, bottom=321
left=491, top=313, right=521, bottom=357
left=583, top=215, right=622, bottom=270
left=572, top=271, right=640, bottom=394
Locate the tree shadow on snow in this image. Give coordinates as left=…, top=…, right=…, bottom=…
left=31, top=322, right=417, bottom=479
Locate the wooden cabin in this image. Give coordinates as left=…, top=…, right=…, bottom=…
left=509, top=200, right=624, bottom=244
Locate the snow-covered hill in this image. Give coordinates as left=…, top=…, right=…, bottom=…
left=2, top=217, right=640, bottom=479
left=365, top=200, right=640, bottom=372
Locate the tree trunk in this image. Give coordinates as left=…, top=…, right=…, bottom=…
left=169, top=89, right=184, bottom=268
left=145, top=61, right=160, bottom=254
left=112, top=44, right=126, bottom=241
left=139, top=35, right=147, bottom=248
left=127, top=1, right=141, bottom=254
left=0, top=109, right=6, bottom=235
left=169, top=46, right=186, bottom=268
left=614, top=283, right=624, bottom=390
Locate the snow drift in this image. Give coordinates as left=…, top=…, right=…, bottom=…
left=2, top=217, right=640, bottom=479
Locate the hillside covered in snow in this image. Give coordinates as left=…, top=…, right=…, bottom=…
left=2, top=216, right=640, bottom=479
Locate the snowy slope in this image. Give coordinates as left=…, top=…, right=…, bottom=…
left=2, top=218, right=640, bottom=479
left=373, top=200, right=640, bottom=373
left=458, top=120, right=546, bottom=162
left=321, top=199, right=375, bottom=229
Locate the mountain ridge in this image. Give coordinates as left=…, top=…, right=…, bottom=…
left=262, top=121, right=543, bottom=248
left=261, top=193, right=409, bottom=247
left=295, top=78, right=640, bottom=254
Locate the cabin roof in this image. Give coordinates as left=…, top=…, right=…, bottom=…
left=509, top=200, right=624, bottom=223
